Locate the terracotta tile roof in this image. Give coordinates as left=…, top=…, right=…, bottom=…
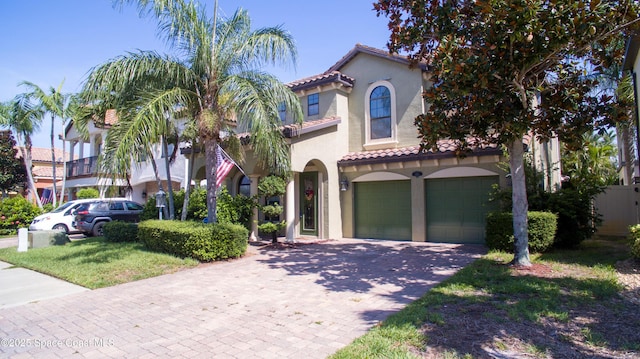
left=325, top=44, right=428, bottom=74
left=287, top=71, right=355, bottom=92
left=16, top=147, right=68, bottom=163
left=338, top=140, right=501, bottom=166
left=104, top=109, right=118, bottom=125
left=32, top=165, right=64, bottom=178
left=234, top=117, right=342, bottom=142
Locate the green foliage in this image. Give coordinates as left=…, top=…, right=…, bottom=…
left=187, top=187, right=208, bottom=221
left=103, top=221, right=139, bottom=242
left=629, top=225, right=640, bottom=259
left=0, top=196, right=41, bottom=235
left=0, top=131, right=26, bottom=194
left=76, top=188, right=99, bottom=199
left=491, top=157, right=601, bottom=248
left=562, top=131, right=619, bottom=192
left=217, top=187, right=256, bottom=228
left=486, top=212, right=557, bottom=253
left=258, top=220, right=286, bottom=235
left=138, top=220, right=248, bottom=262
left=258, top=175, right=286, bottom=197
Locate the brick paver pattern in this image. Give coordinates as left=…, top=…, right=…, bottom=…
left=0, top=238, right=485, bottom=358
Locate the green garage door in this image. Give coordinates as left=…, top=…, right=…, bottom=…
left=426, top=176, right=498, bottom=244
left=354, top=180, right=411, bottom=240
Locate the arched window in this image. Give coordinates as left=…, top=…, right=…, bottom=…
left=369, top=86, right=391, bottom=139
left=364, top=81, right=397, bottom=149
left=238, top=176, right=251, bottom=197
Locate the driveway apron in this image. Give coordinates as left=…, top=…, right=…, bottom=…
left=0, top=238, right=485, bottom=358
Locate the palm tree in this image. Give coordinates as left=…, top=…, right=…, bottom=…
left=82, top=0, right=302, bottom=223
left=19, top=80, right=68, bottom=206
left=562, top=130, right=619, bottom=193
left=0, top=96, right=44, bottom=208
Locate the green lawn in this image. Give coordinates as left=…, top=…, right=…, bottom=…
left=330, top=236, right=639, bottom=359
left=0, top=237, right=199, bottom=289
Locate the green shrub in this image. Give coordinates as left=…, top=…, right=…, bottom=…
left=486, top=211, right=557, bottom=253
left=0, top=196, right=41, bottom=235
left=103, top=221, right=139, bottom=242
left=138, top=220, right=248, bottom=261
left=217, top=187, right=256, bottom=228
left=76, top=188, right=99, bottom=199
left=629, top=225, right=640, bottom=260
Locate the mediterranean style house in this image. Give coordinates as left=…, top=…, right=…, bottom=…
left=64, top=44, right=562, bottom=244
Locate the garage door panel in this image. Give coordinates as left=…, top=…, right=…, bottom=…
left=426, top=176, right=498, bottom=244
left=354, top=180, right=411, bottom=241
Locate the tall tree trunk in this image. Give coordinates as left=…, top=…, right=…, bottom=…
left=50, top=114, right=57, bottom=206
left=205, top=138, right=218, bottom=224
left=181, top=142, right=197, bottom=221
left=22, top=137, right=42, bottom=208
left=508, top=137, right=531, bottom=267
left=161, top=135, right=175, bottom=220
left=59, top=132, right=67, bottom=204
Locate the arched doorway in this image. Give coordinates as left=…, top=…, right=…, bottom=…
left=299, top=160, right=328, bottom=238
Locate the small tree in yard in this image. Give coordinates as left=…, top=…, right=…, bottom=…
left=0, top=131, right=26, bottom=198
left=375, top=0, right=640, bottom=266
left=258, top=175, right=286, bottom=244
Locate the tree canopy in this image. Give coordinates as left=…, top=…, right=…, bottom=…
left=375, top=0, right=640, bottom=265
left=79, top=0, right=303, bottom=223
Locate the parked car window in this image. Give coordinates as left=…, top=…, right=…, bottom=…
left=109, top=202, right=124, bottom=210
left=126, top=202, right=144, bottom=210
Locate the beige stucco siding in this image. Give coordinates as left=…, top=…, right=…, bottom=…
left=338, top=53, right=426, bottom=152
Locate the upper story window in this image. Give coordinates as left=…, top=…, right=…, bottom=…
left=307, top=93, right=319, bottom=116
left=370, top=86, right=392, bottom=139
left=364, top=81, right=397, bottom=149
left=278, top=102, right=286, bottom=122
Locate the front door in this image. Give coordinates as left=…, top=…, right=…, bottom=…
left=300, top=172, right=318, bottom=236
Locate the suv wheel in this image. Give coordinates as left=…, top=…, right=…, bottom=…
left=92, top=221, right=107, bottom=237
left=52, top=224, right=69, bottom=233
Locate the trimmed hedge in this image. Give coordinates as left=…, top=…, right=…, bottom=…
left=103, top=221, right=139, bottom=242
left=629, top=225, right=640, bottom=260
left=138, top=220, right=248, bottom=262
left=486, top=211, right=557, bottom=253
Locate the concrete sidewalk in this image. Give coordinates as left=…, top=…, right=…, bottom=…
left=0, top=238, right=485, bottom=358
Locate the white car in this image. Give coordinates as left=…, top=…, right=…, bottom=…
left=29, top=199, right=116, bottom=234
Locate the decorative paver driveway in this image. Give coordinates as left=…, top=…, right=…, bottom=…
left=0, top=238, right=485, bottom=358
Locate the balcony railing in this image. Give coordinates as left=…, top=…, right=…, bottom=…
left=66, top=156, right=98, bottom=177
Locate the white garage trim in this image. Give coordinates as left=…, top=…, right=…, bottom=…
left=425, top=167, right=498, bottom=179
left=352, top=172, right=410, bottom=182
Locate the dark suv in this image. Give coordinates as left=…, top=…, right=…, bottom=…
left=73, top=199, right=144, bottom=237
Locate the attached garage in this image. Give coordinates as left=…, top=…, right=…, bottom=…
left=354, top=180, right=412, bottom=240
left=426, top=176, right=498, bottom=244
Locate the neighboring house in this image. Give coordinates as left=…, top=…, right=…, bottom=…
left=621, top=35, right=640, bottom=185
left=16, top=146, right=66, bottom=203
left=188, top=44, right=561, bottom=244
left=63, top=109, right=186, bottom=203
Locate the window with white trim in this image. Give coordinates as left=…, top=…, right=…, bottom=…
left=307, top=93, right=319, bottom=116
left=365, top=81, right=397, bottom=147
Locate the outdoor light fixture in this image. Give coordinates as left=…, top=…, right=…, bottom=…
left=411, top=171, right=423, bottom=178
left=339, top=177, right=349, bottom=191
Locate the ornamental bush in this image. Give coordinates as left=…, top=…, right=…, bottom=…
left=0, top=196, right=41, bottom=235
left=486, top=211, right=557, bottom=253
left=138, top=220, right=248, bottom=261
left=629, top=225, right=640, bottom=260
left=76, top=188, right=99, bottom=199
left=103, top=221, right=139, bottom=242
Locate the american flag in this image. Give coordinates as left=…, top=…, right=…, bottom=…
left=40, top=188, right=53, bottom=204
left=215, top=145, right=235, bottom=188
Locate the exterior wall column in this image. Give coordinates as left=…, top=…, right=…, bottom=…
left=285, top=176, right=296, bottom=243
left=249, top=174, right=260, bottom=241
left=411, top=174, right=426, bottom=242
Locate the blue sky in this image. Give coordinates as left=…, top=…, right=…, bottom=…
left=0, top=0, right=391, bottom=150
